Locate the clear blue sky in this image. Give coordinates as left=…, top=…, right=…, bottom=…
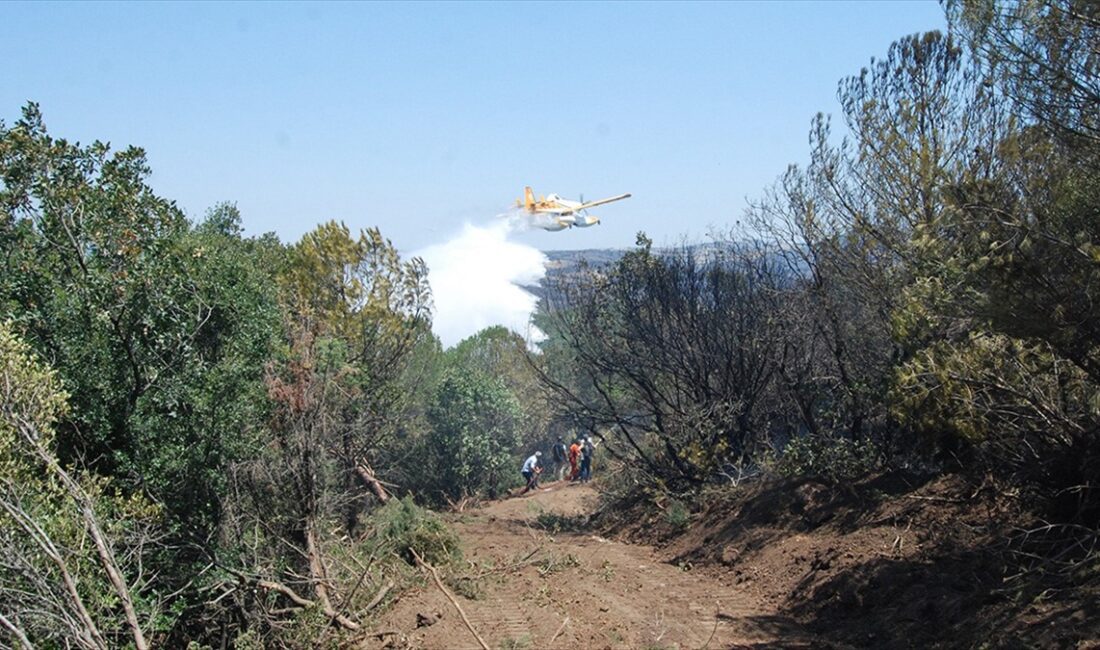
left=3, top=1, right=946, bottom=253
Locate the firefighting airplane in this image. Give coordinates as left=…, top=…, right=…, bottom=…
left=516, top=186, right=632, bottom=231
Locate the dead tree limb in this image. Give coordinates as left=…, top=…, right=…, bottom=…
left=305, top=523, right=362, bottom=631
left=223, top=568, right=362, bottom=632
left=255, top=578, right=315, bottom=610
left=549, top=616, right=570, bottom=645
left=19, top=424, right=148, bottom=650
left=410, top=548, right=490, bottom=650
left=0, top=485, right=105, bottom=650
left=365, top=580, right=395, bottom=611
left=0, top=611, right=35, bottom=650
left=356, top=459, right=390, bottom=503
left=472, top=546, right=542, bottom=578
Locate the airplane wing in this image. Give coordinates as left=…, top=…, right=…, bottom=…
left=578, top=193, right=632, bottom=210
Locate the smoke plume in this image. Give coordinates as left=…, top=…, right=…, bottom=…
left=415, top=213, right=547, bottom=349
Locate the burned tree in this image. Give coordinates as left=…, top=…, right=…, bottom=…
left=536, top=236, right=784, bottom=486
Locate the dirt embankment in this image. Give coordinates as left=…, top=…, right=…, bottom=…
left=601, top=473, right=1100, bottom=649
left=370, top=474, right=1098, bottom=649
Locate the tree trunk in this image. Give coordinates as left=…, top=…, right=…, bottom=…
left=355, top=458, right=391, bottom=504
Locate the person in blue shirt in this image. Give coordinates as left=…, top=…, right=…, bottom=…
left=580, top=436, right=595, bottom=482
left=521, top=451, right=543, bottom=494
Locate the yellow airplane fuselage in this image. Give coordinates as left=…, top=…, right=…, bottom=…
left=516, top=186, right=628, bottom=231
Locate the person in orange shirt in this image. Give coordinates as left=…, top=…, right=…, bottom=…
left=568, top=439, right=582, bottom=481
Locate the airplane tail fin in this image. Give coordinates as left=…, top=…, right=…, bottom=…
left=524, top=186, right=536, bottom=211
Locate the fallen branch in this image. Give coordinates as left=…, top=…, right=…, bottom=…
left=303, top=521, right=363, bottom=632
left=373, top=629, right=403, bottom=639
left=0, top=482, right=107, bottom=650
left=410, top=549, right=490, bottom=650
left=20, top=409, right=149, bottom=649
left=904, top=494, right=968, bottom=504
left=443, top=493, right=473, bottom=513
left=473, top=547, right=542, bottom=578
left=0, top=612, right=33, bottom=650
left=356, top=459, right=391, bottom=504
left=223, top=568, right=361, bottom=631
left=365, top=580, right=395, bottom=611
left=255, top=578, right=314, bottom=609
left=549, top=615, right=570, bottom=645
left=207, top=583, right=237, bottom=607
left=701, top=601, right=721, bottom=649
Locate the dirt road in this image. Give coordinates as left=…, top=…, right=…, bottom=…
left=372, top=481, right=809, bottom=649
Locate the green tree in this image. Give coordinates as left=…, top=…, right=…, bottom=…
left=894, top=116, right=1100, bottom=523
left=217, top=221, right=432, bottom=639
left=425, top=367, right=523, bottom=502
left=448, top=325, right=550, bottom=450
left=278, top=220, right=431, bottom=521
left=0, top=105, right=281, bottom=546
left=874, top=4, right=1100, bottom=523
left=949, top=0, right=1100, bottom=146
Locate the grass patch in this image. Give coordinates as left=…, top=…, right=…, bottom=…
left=534, top=511, right=589, bottom=534
left=499, top=634, right=532, bottom=650
left=535, top=552, right=581, bottom=577
left=599, top=559, right=616, bottom=582
left=447, top=575, right=485, bottom=600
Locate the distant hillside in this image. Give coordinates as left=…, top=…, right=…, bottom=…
left=542, top=248, right=625, bottom=273
left=528, top=248, right=625, bottom=300
left=535, top=241, right=781, bottom=295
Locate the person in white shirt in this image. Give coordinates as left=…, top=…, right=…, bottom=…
left=521, top=451, right=542, bottom=494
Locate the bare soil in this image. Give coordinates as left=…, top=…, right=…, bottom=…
left=369, top=474, right=1100, bottom=649
left=371, top=480, right=813, bottom=649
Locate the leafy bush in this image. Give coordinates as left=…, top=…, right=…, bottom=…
left=774, top=435, right=881, bottom=484
left=663, top=499, right=691, bottom=530
left=420, top=368, right=523, bottom=503
left=369, top=496, right=461, bottom=567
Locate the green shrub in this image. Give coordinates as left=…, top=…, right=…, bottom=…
left=534, top=552, right=580, bottom=577
left=370, top=496, right=461, bottom=567
left=663, top=498, right=691, bottom=530
left=774, top=435, right=881, bottom=484
left=534, top=511, right=588, bottom=533
left=422, top=368, right=523, bottom=503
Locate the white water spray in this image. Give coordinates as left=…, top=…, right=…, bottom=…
left=415, top=212, right=548, bottom=349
